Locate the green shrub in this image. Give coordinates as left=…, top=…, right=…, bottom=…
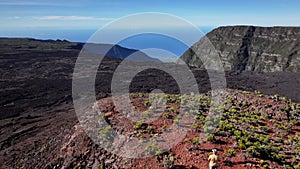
left=227, top=148, right=236, bottom=157
left=191, top=136, right=200, bottom=145
left=184, top=138, right=190, bottom=143
left=133, top=120, right=144, bottom=130
left=145, top=142, right=162, bottom=155
left=207, top=134, right=215, bottom=142
left=263, top=164, right=269, bottom=169
left=223, top=148, right=236, bottom=157
left=163, top=112, right=170, bottom=119
left=137, top=131, right=142, bottom=138
left=191, top=123, right=199, bottom=130
left=146, top=126, right=154, bottom=133
left=173, top=116, right=181, bottom=124
left=143, top=100, right=151, bottom=107
left=143, top=110, right=152, bottom=117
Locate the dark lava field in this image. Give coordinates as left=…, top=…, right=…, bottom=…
left=0, top=38, right=299, bottom=168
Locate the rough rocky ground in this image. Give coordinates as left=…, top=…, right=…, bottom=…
left=0, top=38, right=300, bottom=168
left=71, top=90, right=300, bottom=169
left=2, top=89, right=299, bottom=169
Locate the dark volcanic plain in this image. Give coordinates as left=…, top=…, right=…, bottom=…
left=0, top=38, right=300, bottom=168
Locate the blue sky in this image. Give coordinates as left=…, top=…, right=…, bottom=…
left=1, top=0, right=300, bottom=30
left=1, top=0, right=300, bottom=57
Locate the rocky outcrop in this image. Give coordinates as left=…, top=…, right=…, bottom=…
left=180, top=26, right=300, bottom=72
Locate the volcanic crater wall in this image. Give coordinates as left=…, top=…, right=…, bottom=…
left=181, top=26, right=300, bottom=72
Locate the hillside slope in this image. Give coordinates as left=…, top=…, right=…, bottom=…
left=3, top=90, right=299, bottom=169
left=180, top=26, right=300, bottom=72
left=1, top=37, right=300, bottom=169
left=0, top=38, right=160, bottom=62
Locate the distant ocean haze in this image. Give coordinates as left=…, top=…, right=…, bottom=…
left=0, top=29, right=96, bottom=43
left=0, top=27, right=213, bottom=59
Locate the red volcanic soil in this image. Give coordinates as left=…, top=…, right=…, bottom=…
left=45, top=90, right=299, bottom=169
left=120, top=90, right=300, bottom=169
left=1, top=89, right=299, bottom=169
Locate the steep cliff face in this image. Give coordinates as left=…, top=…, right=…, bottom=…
left=180, top=26, right=300, bottom=72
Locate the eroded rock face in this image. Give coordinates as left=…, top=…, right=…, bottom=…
left=181, top=26, right=300, bottom=72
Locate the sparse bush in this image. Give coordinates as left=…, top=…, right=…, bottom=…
left=223, top=148, right=236, bottom=158
left=228, top=148, right=236, bottom=157
left=143, top=110, right=152, bottom=117
left=173, top=116, right=181, bottom=124
left=263, top=164, right=269, bottom=169
left=184, top=138, right=190, bottom=143
left=191, top=136, right=200, bottom=145
left=162, top=112, right=170, bottom=119
left=206, top=134, right=215, bottom=142
left=146, top=126, right=154, bottom=133
left=133, top=120, right=144, bottom=130
left=143, top=100, right=151, bottom=107
left=145, top=142, right=162, bottom=155
left=191, top=123, right=199, bottom=131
